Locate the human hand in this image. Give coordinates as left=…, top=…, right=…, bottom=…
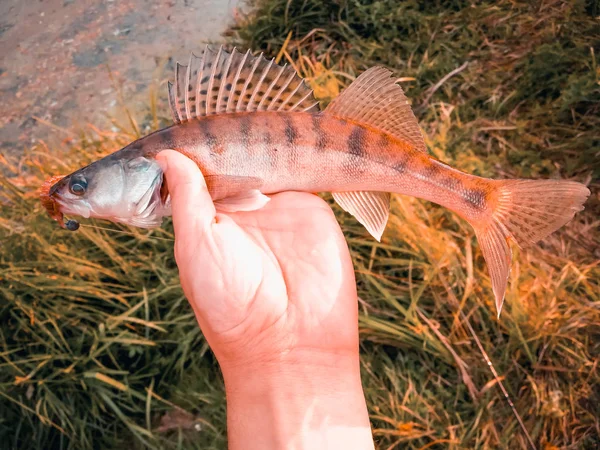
left=157, top=150, right=374, bottom=450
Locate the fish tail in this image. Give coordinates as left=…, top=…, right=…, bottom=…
left=473, top=179, right=590, bottom=317
left=321, top=66, right=590, bottom=316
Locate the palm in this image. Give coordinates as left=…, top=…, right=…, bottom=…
left=175, top=192, right=359, bottom=366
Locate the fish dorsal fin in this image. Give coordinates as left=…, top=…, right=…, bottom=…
left=168, top=45, right=320, bottom=123
left=325, top=67, right=427, bottom=153
left=332, top=191, right=390, bottom=241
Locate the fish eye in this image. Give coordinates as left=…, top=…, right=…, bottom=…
left=69, top=177, right=87, bottom=196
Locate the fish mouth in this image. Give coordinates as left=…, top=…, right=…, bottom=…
left=40, top=175, right=92, bottom=232
left=39, top=175, right=71, bottom=229
left=51, top=195, right=91, bottom=231
left=48, top=178, right=64, bottom=196
left=44, top=171, right=90, bottom=230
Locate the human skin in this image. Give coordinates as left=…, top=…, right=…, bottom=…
left=157, top=150, right=375, bottom=450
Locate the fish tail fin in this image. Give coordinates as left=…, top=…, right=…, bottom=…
left=322, top=67, right=590, bottom=316
left=473, top=179, right=590, bottom=317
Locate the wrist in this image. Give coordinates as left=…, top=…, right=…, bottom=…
left=222, top=349, right=374, bottom=450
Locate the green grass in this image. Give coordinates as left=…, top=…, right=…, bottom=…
left=1, top=0, right=599, bottom=449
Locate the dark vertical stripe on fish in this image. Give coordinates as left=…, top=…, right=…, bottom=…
left=378, top=133, right=391, bottom=149
left=348, top=126, right=366, bottom=157
left=463, top=188, right=487, bottom=210
left=312, top=114, right=328, bottom=151
left=197, top=119, right=218, bottom=151
left=239, top=115, right=251, bottom=151
left=423, top=163, right=442, bottom=178
left=283, top=114, right=298, bottom=146
left=443, top=175, right=462, bottom=191
left=156, top=127, right=175, bottom=149
left=392, top=153, right=409, bottom=174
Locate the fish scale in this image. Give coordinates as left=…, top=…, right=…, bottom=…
left=41, top=45, right=590, bottom=317
left=137, top=110, right=558, bottom=226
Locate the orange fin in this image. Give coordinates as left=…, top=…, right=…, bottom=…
left=168, top=45, right=320, bottom=123
left=474, top=221, right=512, bottom=318
left=332, top=191, right=390, bottom=241
left=324, top=67, right=427, bottom=153
left=475, top=179, right=590, bottom=317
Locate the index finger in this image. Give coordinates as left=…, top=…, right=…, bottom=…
left=156, top=150, right=216, bottom=237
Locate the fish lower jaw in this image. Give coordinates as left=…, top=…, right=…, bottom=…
left=55, top=198, right=171, bottom=229
left=56, top=200, right=92, bottom=219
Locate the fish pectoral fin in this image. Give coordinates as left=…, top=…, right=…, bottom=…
left=332, top=191, right=390, bottom=241
left=214, top=190, right=271, bottom=212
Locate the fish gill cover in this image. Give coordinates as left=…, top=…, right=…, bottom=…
left=0, top=0, right=598, bottom=449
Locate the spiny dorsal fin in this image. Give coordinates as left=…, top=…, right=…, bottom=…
left=332, top=191, right=390, bottom=241
left=325, top=67, right=427, bottom=154
left=168, top=45, right=320, bottom=123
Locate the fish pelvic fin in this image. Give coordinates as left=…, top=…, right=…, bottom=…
left=324, top=66, right=427, bottom=154
left=168, top=46, right=320, bottom=123
left=474, top=179, right=590, bottom=318
left=332, top=191, right=391, bottom=241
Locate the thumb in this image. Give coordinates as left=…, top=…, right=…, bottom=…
left=156, top=150, right=216, bottom=238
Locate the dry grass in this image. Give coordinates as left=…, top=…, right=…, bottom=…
left=1, top=0, right=599, bottom=449
left=229, top=1, right=599, bottom=448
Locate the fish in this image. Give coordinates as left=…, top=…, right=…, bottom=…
left=40, top=45, right=590, bottom=316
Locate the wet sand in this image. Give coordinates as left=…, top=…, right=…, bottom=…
left=0, top=0, right=242, bottom=156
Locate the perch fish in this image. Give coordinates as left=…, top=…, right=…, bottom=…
left=40, top=46, right=590, bottom=315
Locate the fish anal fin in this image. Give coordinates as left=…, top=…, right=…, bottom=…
left=324, top=67, right=427, bottom=154
left=332, top=191, right=390, bottom=241
left=169, top=45, right=320, bottom=123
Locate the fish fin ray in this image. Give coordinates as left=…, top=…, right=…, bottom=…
left=474, top=221, right=512, bottom=319
left=167, top=82, right=181, bottom=124
left=217, top=49, right=236, bottom=114
left=332, top=191, right=390, bottom=241
left=168, top=45, right=320, bottom=122
left=247, top=57, right=274, bottom=111
left=205, top=46, right=223, bottom=115
left=214, top=190, right=271, bottom=212
left=473, top=179, right=590, bottom=317
left=175, top=62, right=189, bottom=121
left=184, top=54, right=193, bottom=119
left=324, top=67, right=427, bottom=153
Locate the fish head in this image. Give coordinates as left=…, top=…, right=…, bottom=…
left=44, top=148, right=170, bottom=230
